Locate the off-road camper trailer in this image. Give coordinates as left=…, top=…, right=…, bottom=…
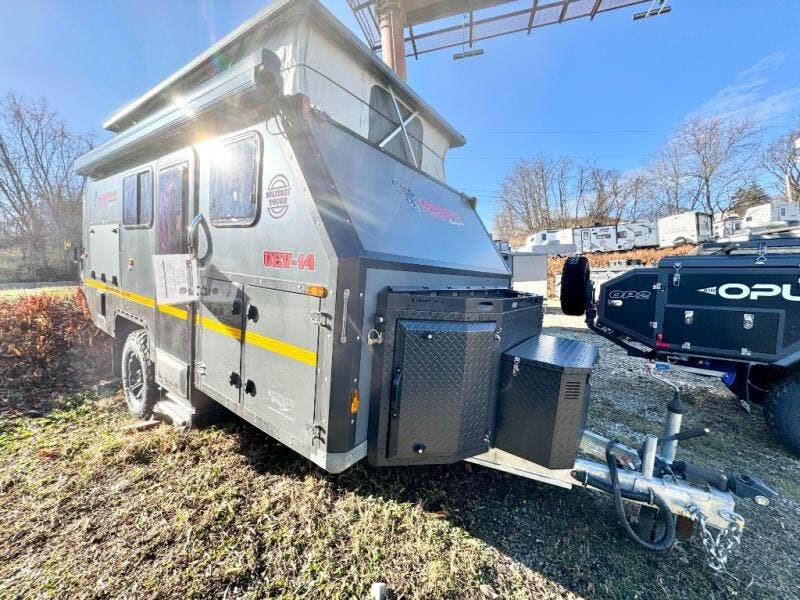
left=76, top=0, right=773, bottom=569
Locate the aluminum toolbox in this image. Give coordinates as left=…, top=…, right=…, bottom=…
left=494, top=335, right=598, bottom=469
left=368, top=288, right=543, bottom=466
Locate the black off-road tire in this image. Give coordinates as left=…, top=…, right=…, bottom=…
left=763, top=371, right=800, bottom=455
left=121, top=329, right=158, bottom=418
left=560, top=255, right=590, bottom=316
left=725, top=364, right=784, bottom=405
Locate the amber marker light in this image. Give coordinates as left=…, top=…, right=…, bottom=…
left=349, top=390, right=360, bottom=415
left=306, top=285, right=327, bottom=298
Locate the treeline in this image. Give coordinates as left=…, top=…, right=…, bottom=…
left=0, top=95, right=91, bottom=281
left=493, top=116, right=800, bottom=245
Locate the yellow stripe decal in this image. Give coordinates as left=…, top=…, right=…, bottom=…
left=245, top=331, right=317, bottom=367
left=84, top=278, right=315, bottom=366
left=197, top=316, right=243, bottom=341
left=158, top=304, right=188, bottom=320
left=85, top=278, right=155, bottom=308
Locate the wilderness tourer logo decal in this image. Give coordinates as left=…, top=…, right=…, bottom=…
left=266, top=174, right=291, bottom=219
left=698, top=283, right=800, bottom=301
left=391, top=178, right=464, bottom=226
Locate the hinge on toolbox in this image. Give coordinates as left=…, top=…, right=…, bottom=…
left=310, top=311, right=332, bottom=328
left=512, top=356, right=521, bottom=377
left=755, top=241, right=767, bottom=265
left=672, top=262, right=682, bottom=287
left=194, top=361, right=207, bottom=376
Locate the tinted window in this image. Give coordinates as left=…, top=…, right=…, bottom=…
left=157, top=164, right=187, bottom=254
left=368, top=86, right=423, bottom=167
left=617, top=231, right=627, bottom=239
left=139, top=171, right=152, bottom=225
left=210, top=136, right=260, bottom=226
left=122, top=169, right=153, bottom=226
left=123, top=175, right=137, bottom=224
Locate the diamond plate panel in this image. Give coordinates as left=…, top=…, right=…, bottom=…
left=389, top=320, right=496, bottom=460
left=494, top=335, right=596, bottom=469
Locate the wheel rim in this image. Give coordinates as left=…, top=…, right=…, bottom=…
left=124, top=351, right=145, bottom=408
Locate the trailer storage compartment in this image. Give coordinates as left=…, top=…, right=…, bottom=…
left=493, top=335, right=597, bottom=469
left=369, top=288, right=543, bottom=466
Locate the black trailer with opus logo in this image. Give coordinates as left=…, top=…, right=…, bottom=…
left=561, top=236, right=800, bottom=455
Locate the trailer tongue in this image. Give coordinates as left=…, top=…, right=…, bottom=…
left=75, top=0, right=773, bottom=573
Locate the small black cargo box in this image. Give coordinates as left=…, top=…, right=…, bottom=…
left=494, top=335, right=597, bottom=469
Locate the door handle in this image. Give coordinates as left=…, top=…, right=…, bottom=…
left=231, top=299, right=242, bottom=315
left=188, top=213, right=212, bottom=266
left=244, top=379, right=256, bottom=396
left=389, top=368, right=402, bottom=419
left=246, top=304, right=259, bottom=322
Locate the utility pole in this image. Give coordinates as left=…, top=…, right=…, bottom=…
left=788, top=137, right=800, bottom=203
left=377, top=0, right=407, bottom=80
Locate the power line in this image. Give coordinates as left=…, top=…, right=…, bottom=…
left=449, top=154, right=651, bottom=160
left=461, top=129, right=669, bottom=135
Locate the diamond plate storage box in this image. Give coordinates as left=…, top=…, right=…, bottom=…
left=369, top=288, right=543, bottom=466
left=494, top=335, right=598, bottom=469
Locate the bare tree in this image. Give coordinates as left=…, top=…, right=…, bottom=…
left=0, top=94, right=91, bottom=278
left=646, top=136, right=692, bottom=216
left=676, top=116, right=761, bottom=215
left=761, top=123, right=800, bottom=201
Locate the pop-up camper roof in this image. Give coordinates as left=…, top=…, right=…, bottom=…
left=78, top=0, right=463, bottom=181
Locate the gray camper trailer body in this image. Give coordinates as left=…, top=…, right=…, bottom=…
left=76, top=0, right=771, bottom=569
left=77, top=0, right=509, bottom=473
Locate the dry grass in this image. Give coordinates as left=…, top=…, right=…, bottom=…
left=0, top=291, right=798, bottom=599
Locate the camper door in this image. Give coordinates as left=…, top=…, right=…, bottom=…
left=153, top=149, right=197, bottom=400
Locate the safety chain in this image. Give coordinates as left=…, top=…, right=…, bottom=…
left=688, top=506, right=745, bottom=574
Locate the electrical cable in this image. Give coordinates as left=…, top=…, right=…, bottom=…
left=575, top=440, right=676, bottom=552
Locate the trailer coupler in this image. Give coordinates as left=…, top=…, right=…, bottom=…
left=571, top=433, right=775, bottom=572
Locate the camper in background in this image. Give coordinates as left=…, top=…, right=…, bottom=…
left=525, top=228, right=574, bottom=250
left=743, top=201, right=800, bottom=231
left=657, top=211, right=713, bottom=247
left=618, top=222, right=658, bottom=249
left=713, top=212, right=743, bottom=238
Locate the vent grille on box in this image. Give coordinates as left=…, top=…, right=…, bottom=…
left=563, top=381, right=582, bottom=402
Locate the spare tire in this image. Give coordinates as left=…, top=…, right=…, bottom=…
left=560, top=255, right=590, bottom=316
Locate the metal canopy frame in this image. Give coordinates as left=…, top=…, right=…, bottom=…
left=347, top=0, right=659, bottom=58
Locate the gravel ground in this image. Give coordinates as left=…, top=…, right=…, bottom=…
left=542, top=307, right=800, bottom=598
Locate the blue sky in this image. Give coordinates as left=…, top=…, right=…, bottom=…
left=1, top=0, right=798, bottom=224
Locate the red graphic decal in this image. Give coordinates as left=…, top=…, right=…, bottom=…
left=96, top=191, right=118, bottom=207
left=416, top=198, right=463, bottom=226
left=263, top=251, right=316, bottom=271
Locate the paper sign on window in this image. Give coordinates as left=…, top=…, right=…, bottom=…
left=152, top=254, right=198, bottom=305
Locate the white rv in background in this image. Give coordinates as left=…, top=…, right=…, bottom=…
left=527, top=228, right=574, bottom=248
left=657, top=211, right=713, bottom=247
left=573, top=222, right=657, bottom=253
left=713, top=212, right=743, bottom=238
left=618, top=222, right=658, bottom=249
left=743, top=201, right=800, bottom=230
left=573, top=225, right=623, bottom=253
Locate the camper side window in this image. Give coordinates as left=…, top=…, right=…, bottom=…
left=368, top=86, right=423, bottom=167
left=122, top=170, right=153, bottom=227
left=210, top=135, right=260, bottom=226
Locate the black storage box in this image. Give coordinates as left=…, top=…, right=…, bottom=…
left=369, top=287, right=544, bottom=467
left=494, top=335, right=598, bottom=469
